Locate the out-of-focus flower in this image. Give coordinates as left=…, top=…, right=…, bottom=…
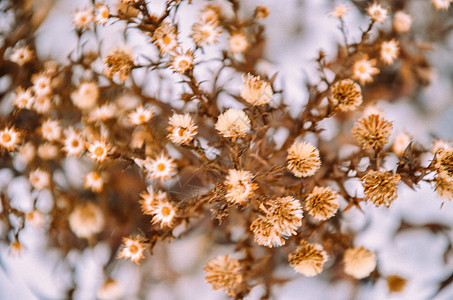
left=361, top=171, right=401, bottom=207
left=14, top=87, right=34, bottom=109
left=104, top=46, right=134, bottom=81
left=41, top=119, right=61, bottom=142
left=304, top=186, right=339, bottom=221
left=152, top=22, right=179, bottom=54
left=432, top=139, right=452, bottom=154
left=366, top=3, right=388, bottom=23
left=63, top=128, right=85, bottom=157
left=224, top=169, right=258, bottom=205
left=32, top=73, right=52, bottom=96
left=191, top=20, right=222, bottom=46
left=287, top=141, right=321, bottom=178
left=117, top=236, right=146, bottom=264
left=84, top=171, right=104, bottom=193
left=9, top=45, right=34, bottom=66
left=392, top=131, right=412, bottom=156
left=71, top=82, right=99, bottom=110
left=352, top=114, right=393, bottom=150
left=170, top=50, right=194, bottom=73
left=434, top=174, right=453, bottom=200
left=432, top=0, right=452, bottom=10
left=9, top=240, right=25, bottom=256
left=380, top=40, right=399, bottom=65
left=204, top=255, right=242, bottom=296
left=240, top=74, right=273, bottom=106
left=33, top=96, right=52, bottom=114
left=68, top=202, right=105, bottom=239
left=128, top=106, right=154, bottom=125
left=29, top=169, right=51, bottom=190
left=0, top=127, right=21, bottom=151
left=343, top=246, right=377, bottom=279
left=215, top=109, right=251, bottom=139
left=37, top=143, right=59, bottom=160
left=352, top=57, right=379, bottom=85
left=167, top=113, right=198, bottom=145
left=330, top=79, right=362, bottom=112
left=97, top=279, right=124, bottom=300
left=95, top=3, right=110, bottom=25
left=329, top=3, right=350, bottom=18
left=228, top=32, right=249, bottom=54
left=73, top=7, right=93, bottom=29
left=289, top=240, right=329, bottom=276
left=393, top=11, right=412, bottom=33
left=17, top=142, right=36, bottom=165
left=26, top=210, right=45, bottom=227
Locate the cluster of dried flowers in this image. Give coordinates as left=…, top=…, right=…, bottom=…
left=1, top=0, right=453, bottom=298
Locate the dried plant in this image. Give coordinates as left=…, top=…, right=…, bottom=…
left=1, top=0, right=453, bottom=299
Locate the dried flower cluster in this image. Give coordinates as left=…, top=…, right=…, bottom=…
left=1, top=0, right=453, bottom=299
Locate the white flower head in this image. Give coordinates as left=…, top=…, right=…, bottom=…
left=215, top=109, right=251, bottom=138
left=240, top=74, right=273, bottom=106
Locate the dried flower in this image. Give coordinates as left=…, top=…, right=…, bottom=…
left=330, top=79, right=362, bottom=112
left=329, top=3, right=350, bottom=18
left=204, top=255, right=242, bottom=295
left=9, top=240, right=25, bottom=256
left=352, top=114, right=393, bottom=150
left=263, top=196, right=303, bottom=236
left=393, top=11, right=412, bottom=33
left=140, top=186, right=165, bottom=214
left=117, top=236, right=146, bottom=264
left=289, top=240, right=329, bottom=277
left=434, top=148, right=453, bottom=177
left=304, top=186, right=339, bottom=221
left=14, top=87, right=34, bottom=109
left=343, top=246, right=377, bottom=279
left=0, top=127, right=21, bottom=151
left=104, top=46, right=134, bottom=81
left=251, top=196, right=303, bottom=247
left=170, top=50, right=194, bottom=73
left=29, top=169, right=51, bottom=190
left=386, top=275, right=407, bottom=293
left=63, top=128, right=85, bottom=157
left=432, top=0, right=451, bottom=10
left=191, top=20, right=222, bottom=46
left=26, top=210, right=45, bottom=227
left=41, top=119, right=62, bottom=141
left=9, top=45, right=34, bottom=66
left=240, top=74, right=273, bottom=106
left=37, top=143, right=59, bottom=160
left=73, top=7, right=93, bottom=29
left=167, top=113, right=198, bottom=145
left=144, top=153, right=176, bottom=181
left=95, top=4, right=110, bottom=25
left=152, top=22, right=179, bottom=54
left=17, top=142, right=36, bottom=165
left=287, top=141, right=321, bottom=178
left=380, top=40, right=399, bottom=65
left=432, top=139, right=452, bottom=154
left=128, top=106, right=155, bottom=125
left=71, top=82, right=99, bottom=110
left=84, top=171, right=104, bottom=193
left=68, top=202, right=105, bottom=239
left=250, top=216, right=285, bottom=247
left=87, top=137, right=111, bottom=162
left=32, top=72, right=52, bottom=96
left=224, top=169, right=258, bottom=205
left=434, top=174, right=453, bottom=200
left=228, top=32, right=249, bottom=54
left=366, top=3, right=388, bottom=23
left=215, top=109, right=251, bottom=139
left=89, top=103, right=117, bottom=122
left=33, top=96, right=52, bottom=113
left=361, top=171, right=401, bottom=207
left=97, top=279, right=124, bottom=300
left=150, top=194, right=177, bottom=228
left=392, top=131, right=411, bottom=156
left=352, top=57, right=379, bottom=85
